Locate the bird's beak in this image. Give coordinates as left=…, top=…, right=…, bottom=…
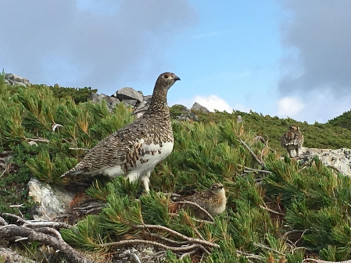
left=174, top=75, right=181, bottom=81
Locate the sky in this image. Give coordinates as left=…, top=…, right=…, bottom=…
left=1, top=0, right=351, bottom=123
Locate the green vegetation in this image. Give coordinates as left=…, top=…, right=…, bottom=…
left=2, top=76, right=351, bottom=262
left=328, top=109, right=351, bottom=131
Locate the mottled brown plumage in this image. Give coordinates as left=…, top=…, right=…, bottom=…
left=61, top=72, right=180, bottom=192
left=182, top=183, right=227, bottom=216
left=281, top=125, right=304, bottom=157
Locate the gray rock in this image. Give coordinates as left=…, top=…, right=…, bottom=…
left=28, top=178, right=74, bottom=220
left=122, top=99, right=138, bottom=107
left=177, top=112, right=198, bottom=121
left=170, top=104, right=199, bottom=121
left=5, top=73, right=30, bottom=86
left=297, top=147, right=351, bottom=177
left=113, top=87, right=143, bottom=103
left=134, top=95, right=152, bottom=118
left=191, top=102, right=210, bottom=113
left=90, top=93, right=120, bottom=111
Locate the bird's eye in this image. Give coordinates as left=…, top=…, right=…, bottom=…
left=164, top=75, right=169, bottom=78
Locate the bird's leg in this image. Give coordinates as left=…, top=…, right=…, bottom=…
left=140, top=172, right=151, bottom=192
left=126, top=172, right=138, bottom=183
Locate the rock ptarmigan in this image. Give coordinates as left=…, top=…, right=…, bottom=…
left=61, top=72, right=180, bottom=192
left=281, top=125, right=304, bottom=158
left=179, top=183, right=227, bottom=216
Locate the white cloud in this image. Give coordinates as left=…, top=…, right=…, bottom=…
left=193, top=95, right=233, bottom=112
left=171, top=95, right=253, bottom=113
left=277, top=96, right=305, bottom=117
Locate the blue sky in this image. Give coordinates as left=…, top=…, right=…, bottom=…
left=1, top=0, right=351, bottom=123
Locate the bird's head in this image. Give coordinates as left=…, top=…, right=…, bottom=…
left=156, top=72, right=180, bottom=90
left=210, top=183, right=224, bottom=193
left=289, top=125, right=300, bottom=132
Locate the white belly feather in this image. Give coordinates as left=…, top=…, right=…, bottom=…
left=102, top=140, right=174, bottom=180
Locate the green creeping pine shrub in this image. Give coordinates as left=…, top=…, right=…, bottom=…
left=0, top=82, right=134, bottom=213
left=4, top=77, right=351, bottom=261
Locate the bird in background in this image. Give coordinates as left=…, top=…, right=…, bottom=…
left=61, top=72, right=180, bottom=192
left=177, top=183, right=227, bottom=217
left=281, top=125, right=304, bottom=158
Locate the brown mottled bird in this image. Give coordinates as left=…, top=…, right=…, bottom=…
left=281, top=125, right=304, bottom=157
left=61, top=72, right=180, bottom=192
left=182, top=183, right=227, bottom=216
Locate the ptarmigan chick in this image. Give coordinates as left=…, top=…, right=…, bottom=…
left=281, top=125, right=304, bottom=157
left=182, top=183, right=227, bottom=216
left=61, top=72, right=180, bottom=192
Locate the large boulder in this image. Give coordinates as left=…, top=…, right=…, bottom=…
left=134, top=95, right=152, bottom=118
left=90, top=93, right=120, bottom=112
left=113, top=87, right=143, bottom=104
left=5, top=73, right=30, bottom=87
left=297, top=147, right=351, bottom=177
left=191, top=102, right=210, bottom=113
left=170, top=104, right=199, bottom=121
left=28, top=178, right=74, bottom=220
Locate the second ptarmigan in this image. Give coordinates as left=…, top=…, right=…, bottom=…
left=61, top=72, right=180, bottom=192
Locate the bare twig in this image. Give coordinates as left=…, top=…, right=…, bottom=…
left=174, top=200, right=215, bottom=222
left=238, top=138, right=265, bottom=167
left=35, top=227, right=64, bottom=240
left=0, top=216, right=8, bottom=226
left=25, top=137, right=50, bottom=143
left=0, top=212, right=26, bottom=224
left=69, top=147, right=89, bottom=151
left=23, top=221, right=70, bottom=229
left=133, top=224, right=220, bottom=249
left=259, top=204, right=285, bottom=216
left=243, top=166, right=272, bottom=174
left=236, top=249, right=264, bottom=261
left=303, top=259, right=351, bottom=263
left=149, top=233, right=189, bottom=246
left=9, top=204, right=24, bottom=208
left=253, top=242, right=284, bottom=256
left=102, top=239, right=210, bottom=254
left=0, top=224, right=93, bottom=263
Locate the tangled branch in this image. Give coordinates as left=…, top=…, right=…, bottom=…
left=0, top=213, right=93, bottom=263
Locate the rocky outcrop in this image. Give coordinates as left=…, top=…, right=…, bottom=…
left=191, top=102, right=210, bottom=113
left=28, top=178, right=74, bottom=220
left=90, top=93, right=120, bottom=112
left=112, top=87, right=143, bottom=103
left=134, top=95, right=152, bottom=118
left=169, top=104, right=199, bottom=121
left=5, top=73, right=30, bottom=87
left=297, top=147, right=351, bottom=176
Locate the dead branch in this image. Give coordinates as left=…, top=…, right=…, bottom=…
left=173, top=200, right=215, bottom=222
left=236, top=249, right=264, bottom=262
left=25, top=137, right=50, bottom=143
left=238, top=138, right=265, bottom=167
left=133, top=224, right=220, bottom=249
left=0, top=246, right=36, bottom=263
left=243, top=166, right=272, bottom=174
left=259, top=204, right=285, bottom=216
left=0, top=216, right=8, bottom=226
left=149, top=233, right=189, bottom=246
left=303, top=259, right=351, bottom=263
left=0, top=224, right=93, bottom=263
left=102, top=239, right=209, bottom=255
left=23, top=220, right=70, bottom=229
left=253, top=242, right=284, bottom=256
left=69, top=147, right=89, bottom=151
left=1, top=212, right=26, bottom=224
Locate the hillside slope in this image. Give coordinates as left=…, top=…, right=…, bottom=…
left=1, top=75, right=351, bottom=262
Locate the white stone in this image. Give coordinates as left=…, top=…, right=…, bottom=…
left=28, top=178, right=74, bottom=220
